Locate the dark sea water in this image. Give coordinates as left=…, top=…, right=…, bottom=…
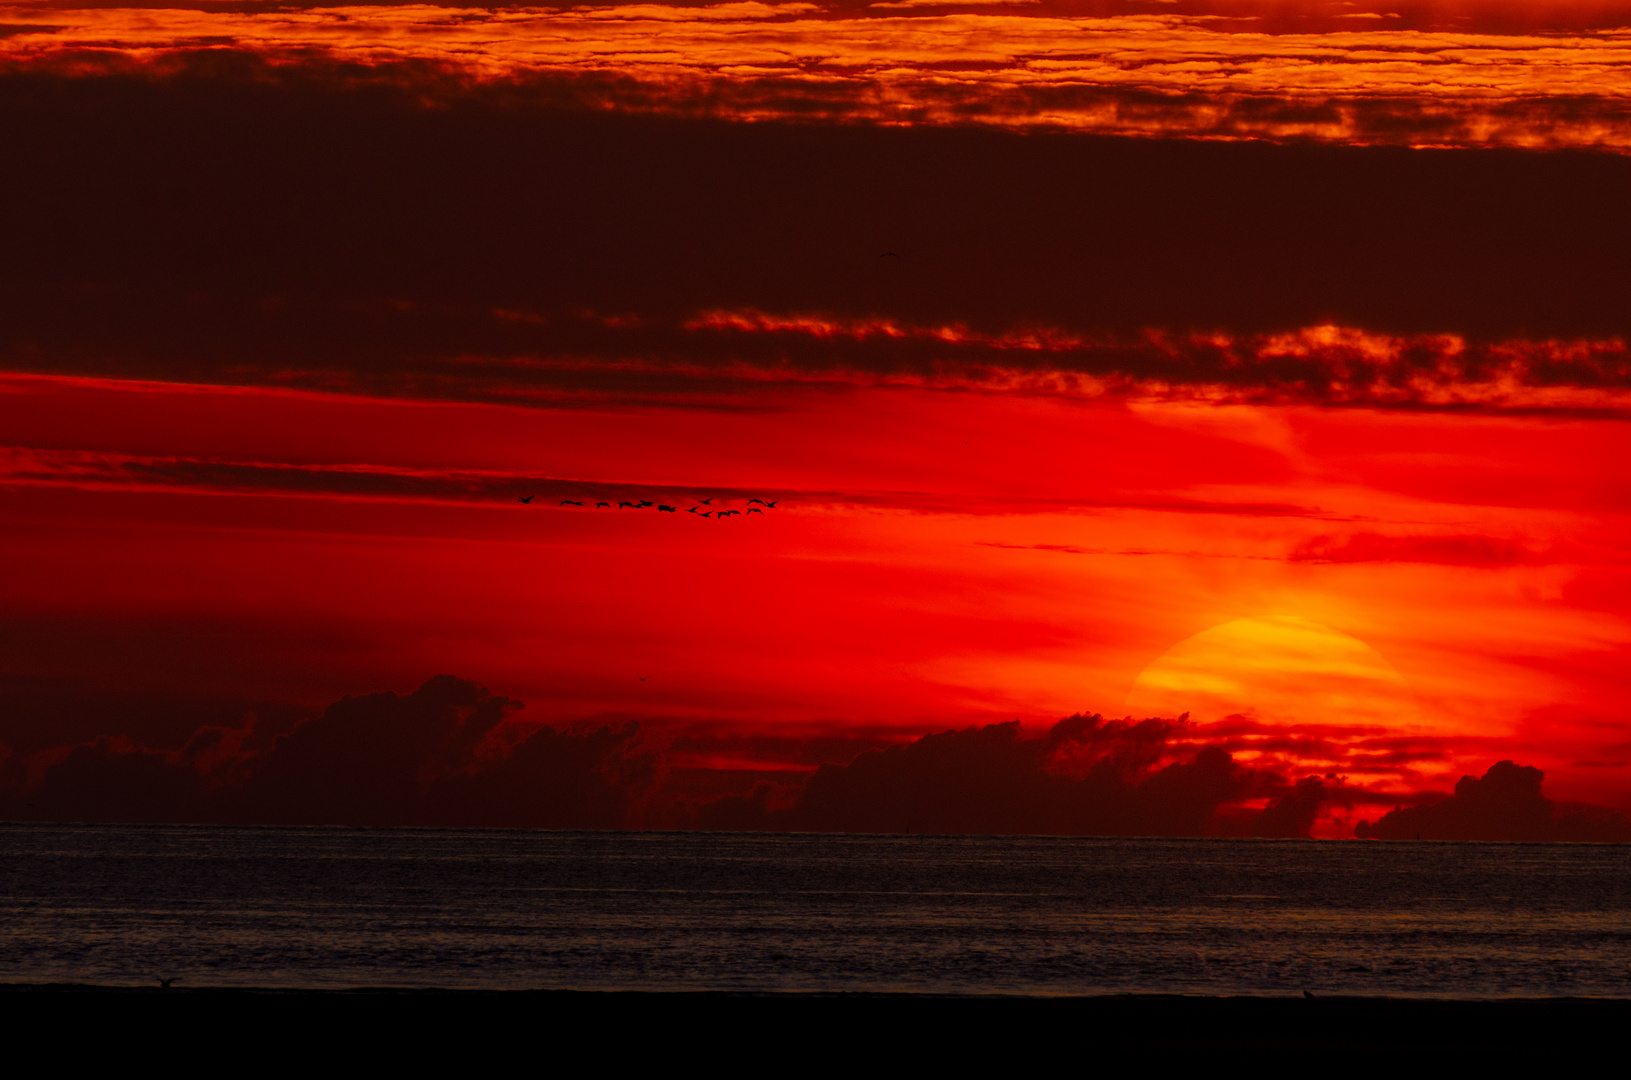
left=2, top=824, right=1629, bottom=997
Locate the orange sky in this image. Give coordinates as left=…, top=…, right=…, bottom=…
left=3, top=1, right=1631, bottom=834
left=5, top=369, right=1631, bottom=827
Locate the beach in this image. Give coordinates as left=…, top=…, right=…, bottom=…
left=6, top=985, right=1625, bottom=1060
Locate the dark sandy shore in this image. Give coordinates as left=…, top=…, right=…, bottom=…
left=4, top=985, right=1624, bottom=1061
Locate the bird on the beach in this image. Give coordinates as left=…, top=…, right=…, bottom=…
left=560, top=500, right=582, bottom=506
left=517, top=495, right=534, bottom=504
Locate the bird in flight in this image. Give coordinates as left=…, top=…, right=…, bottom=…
left=636, top=500, right=654, bottom=508
left=748, top=499, right=767, bottom=506
left=638, top=676, right=648, bottom=682
left=765, top=500, right=780, bottom=508
left=157, top=977, right=180, bottom=989
left=719, top=509, right=741, bottom=518
left=618, top=501, right=635, bottom=509
left=699, top=497, right=714, bottom=505
left=686, top=506, right=700, bottom=514
left=596, top=502, right=610, bottom=509
left=881, top=252, right=898, bottom=257
left=560, top=500, right=582, bottom=506
left=700, top=511, right=713, bottom=517
left=747, top=508, right=763, bottom=515
left=517, top=495, right=534, bottom=504
left=658, top=505, right=677, bottom=513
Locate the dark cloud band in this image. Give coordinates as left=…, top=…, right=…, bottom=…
left=6, top=63, right=1631, bottom=413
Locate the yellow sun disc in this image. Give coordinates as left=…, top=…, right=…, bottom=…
left=1124, top=616, right=1420, bottom=731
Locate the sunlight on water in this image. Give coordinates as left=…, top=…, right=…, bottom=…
left=2, top=825, right=1628, bottom=997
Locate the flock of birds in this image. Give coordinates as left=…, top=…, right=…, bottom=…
left=515, top=494, right=781, bottom=518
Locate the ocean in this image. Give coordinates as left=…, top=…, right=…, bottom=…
left=2, top=824, right=1628, bottom=997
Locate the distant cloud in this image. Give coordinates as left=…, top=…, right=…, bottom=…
left=701, top=714, right=1364, bottom=837
left=4, top=673, right=1626, bottom=838
left=1289, top=533, right=1544, bottom=567
left=235, top=676, right=652, bottom=827
left=4, top=676, right=653, bottom=828
left=1356, top=760, right=1631, bottom=841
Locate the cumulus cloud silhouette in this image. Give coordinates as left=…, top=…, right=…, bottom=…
left=232, top=676, right=652, bottom=827
left=696, top=715, right=1337, bottom=837
left=4, top=677, right=1624, bottom=839
left=0, top=685, right=1323, bottom=834
left=22, top=737, right=206, bottom=824
left=1356, top=760, right=1631, bottom=842
left=1, top=676, right=653, bottom=828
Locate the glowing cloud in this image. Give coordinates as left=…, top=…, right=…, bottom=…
left=8, top=3, right=1631, bottom=150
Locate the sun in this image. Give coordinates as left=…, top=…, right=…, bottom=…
left=1123, top=616, right=1420, bottom=731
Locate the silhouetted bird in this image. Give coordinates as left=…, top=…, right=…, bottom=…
left=720, top=510, right=741, bottom=517
left=560, top=500, right=582, bottom=506
left=747, top=508, right=763, bottom=514
left=700, top=511, right=713, bottom=517
left=517, top=496, right=534, bottom=504
left=765, top=500, right=780, bottom=508
left=658, top=505, right=677, bottom=512
left=618, top=501, right=635, bottom=509
left=158, top=977, right=180, bottom=989
left=881, top=252, right=898, bottom=257
left=748, top=499, right=768, bottom=506
left=699, top=498, right=714, bottom=505
left=636, top=500, right=654, bottom=508
left=638, top=676, right=648, bottom=682
left=686, top=507, right=700, bottom=514
left=1303, top=990, right=1315, bottom=999
left=596, top=502, right=611, bottom=508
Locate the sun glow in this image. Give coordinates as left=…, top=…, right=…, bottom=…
left=1124, top=616, right=1423, bottom=734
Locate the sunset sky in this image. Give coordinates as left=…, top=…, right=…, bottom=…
left=4, top=0, right=1631, bottom=837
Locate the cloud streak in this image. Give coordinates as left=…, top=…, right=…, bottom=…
left=0, top=442, right=1339, bottom=517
